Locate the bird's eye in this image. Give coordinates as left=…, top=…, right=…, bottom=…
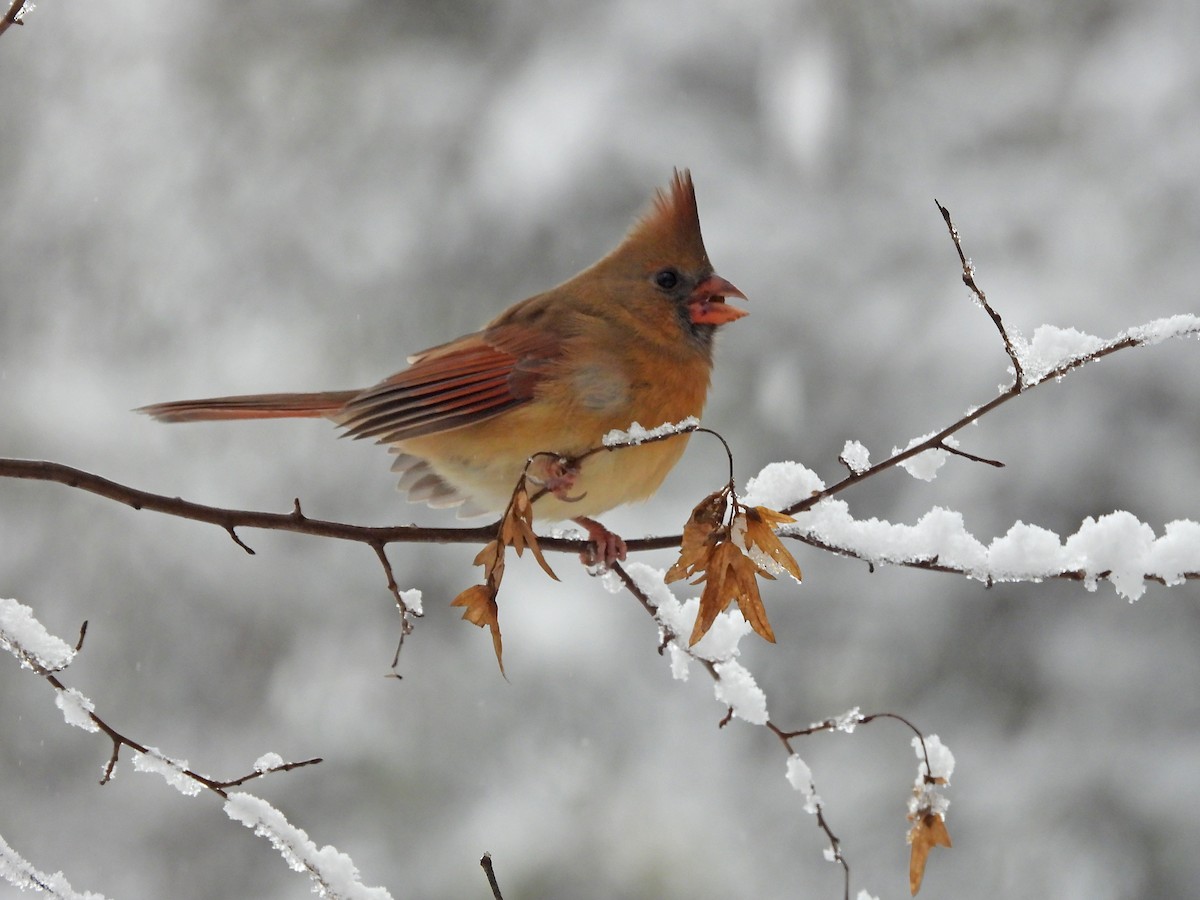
left=654, top=268, right=680, bottom=290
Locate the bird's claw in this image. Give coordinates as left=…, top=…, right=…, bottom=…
left=573, top=516, right=627, bottom=571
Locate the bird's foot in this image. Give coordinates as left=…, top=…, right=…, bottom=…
left=573, top=516, right=627, bottom=570
left=528, top=455, right=587, bottom=504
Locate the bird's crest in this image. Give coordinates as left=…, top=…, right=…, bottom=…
left=612, top=168, right=711, bottom=271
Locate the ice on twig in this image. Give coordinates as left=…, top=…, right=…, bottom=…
left=0, top=597, right=76, bottom=672
left=839, top=440, right=871, bottom=475
left=1123, top=313, right=1200, bottom=346
left=397, top=588, right=422, bottom=616
left=55, top=688, right=99, bottom=733
left=602, top=416, right=699, bottom=447
left=132, top=748, right=204, bottom=797
left=254, top=752, right=286, bottom=774
left=785, top=754, right=822, bottom=814
left=712, top=659, right=768, bottom=724
left=910, top=734, right=955, bottom=819
left=0, top=832, right=108, bottom=900
left=892, top=434, right=958, bottom=482
left=1016, top=325, right=1107, bottom=384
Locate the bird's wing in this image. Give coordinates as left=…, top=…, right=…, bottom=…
left=337, top=322, right=560, bottom=444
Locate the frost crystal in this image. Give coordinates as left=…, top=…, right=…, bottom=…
left=834, top=706, right=862, bottom=732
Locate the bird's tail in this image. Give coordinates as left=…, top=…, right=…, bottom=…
left=136, top=390, right=360, bottom=423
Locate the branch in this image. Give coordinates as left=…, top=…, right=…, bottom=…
left=0, top=0, right=31, bottom=39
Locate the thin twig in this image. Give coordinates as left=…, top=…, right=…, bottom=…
left=936, top=200, right=1024, bottom=384
left=480, top=852, right=504, bottom=900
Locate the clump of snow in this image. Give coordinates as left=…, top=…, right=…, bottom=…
left=397, top=588, right=423, bottom=616
left=909, top=734, right=954, bottom=821
left=132, top=748, right=203, bottom=797
left=796, top=501, right=988, bottom=573
left=742, top=461, right=825, bottom=509
left=55, top=688, right=98, bottom=733
left=254, top=752, right=285, bottom=774
left=713, top=659, right=768, bottom=724
left=225, top=792, right=394, bottom=900
left=986, top=521, right=1072, bottom=580
left=621, top=563, right=766, bottom=719
left=602, top=416, right=699, bottom=447
left=839, top=440, right=870, bottom=474
left=0, top=832, right=109, bottom=900
left=892, top=434, right=958, bottom=482
left=1064, top=511, right=1156, bottom=600
left=1017, top=324, right=1108, bottom=385
left=0, top=597, right=76, bottom=672
left=785, top=754, right=821, bottom=814
left=918, top=734, right=956, bottom=783
left=1144, top=519, right=1200, bottom=586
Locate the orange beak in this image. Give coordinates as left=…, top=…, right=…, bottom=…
left=688, top=275, right=748, bottom=326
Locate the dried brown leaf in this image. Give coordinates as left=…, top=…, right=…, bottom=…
left=741, top=506, right=803, bottom=583
left=451, top=583, right=505, bottom=674
left=500, top=482, right=558, bottom=580
left=907, top=809, right=952, bottom=895
left=688, top=541, right=777, bottom=645
left=666, top=489, right=728, bottom=583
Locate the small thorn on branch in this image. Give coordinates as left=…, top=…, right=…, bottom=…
left=226, top=526, right=255, bottom=555
left=939, top=441, right=1005, bottom=468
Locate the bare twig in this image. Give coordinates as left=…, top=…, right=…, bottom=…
left=2, top=624, right=322, bottom=797
left=935, top=199, right=1024, bottom=384
left=480, top=852, right=504, bottom=900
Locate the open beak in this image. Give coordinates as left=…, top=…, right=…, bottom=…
left=687, top=275, right=748, bottom=326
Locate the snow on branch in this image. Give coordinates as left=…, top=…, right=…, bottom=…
left=0, top=598, right=373, bottom=897
left=225, top=793, right=394, bottom=900
left=0, top=832, right=108, bottom=900
left=745, top=461, right=1200, bottom=600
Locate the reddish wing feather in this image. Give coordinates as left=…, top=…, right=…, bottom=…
left=340, top=324, right=561, bottom=443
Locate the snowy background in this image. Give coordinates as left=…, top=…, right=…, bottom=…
left=2, top=1, right=1199, bottom=897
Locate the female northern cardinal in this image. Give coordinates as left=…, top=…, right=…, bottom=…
left=139, top=170, right=746, bottom=565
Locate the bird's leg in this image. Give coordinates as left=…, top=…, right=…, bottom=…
left=572, top=516, right=628, bottom=568
left=528, top=456, right=623, bottom=566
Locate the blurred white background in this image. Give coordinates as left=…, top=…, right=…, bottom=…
left=2, top=1, right=1198, bottom=897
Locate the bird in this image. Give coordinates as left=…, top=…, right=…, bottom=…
left=138, top=169, right=747, bottom=566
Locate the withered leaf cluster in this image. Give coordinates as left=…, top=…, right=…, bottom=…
left=666, top=490, right=802, bottom=646
left=451, top=479, right=557, bottom=674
